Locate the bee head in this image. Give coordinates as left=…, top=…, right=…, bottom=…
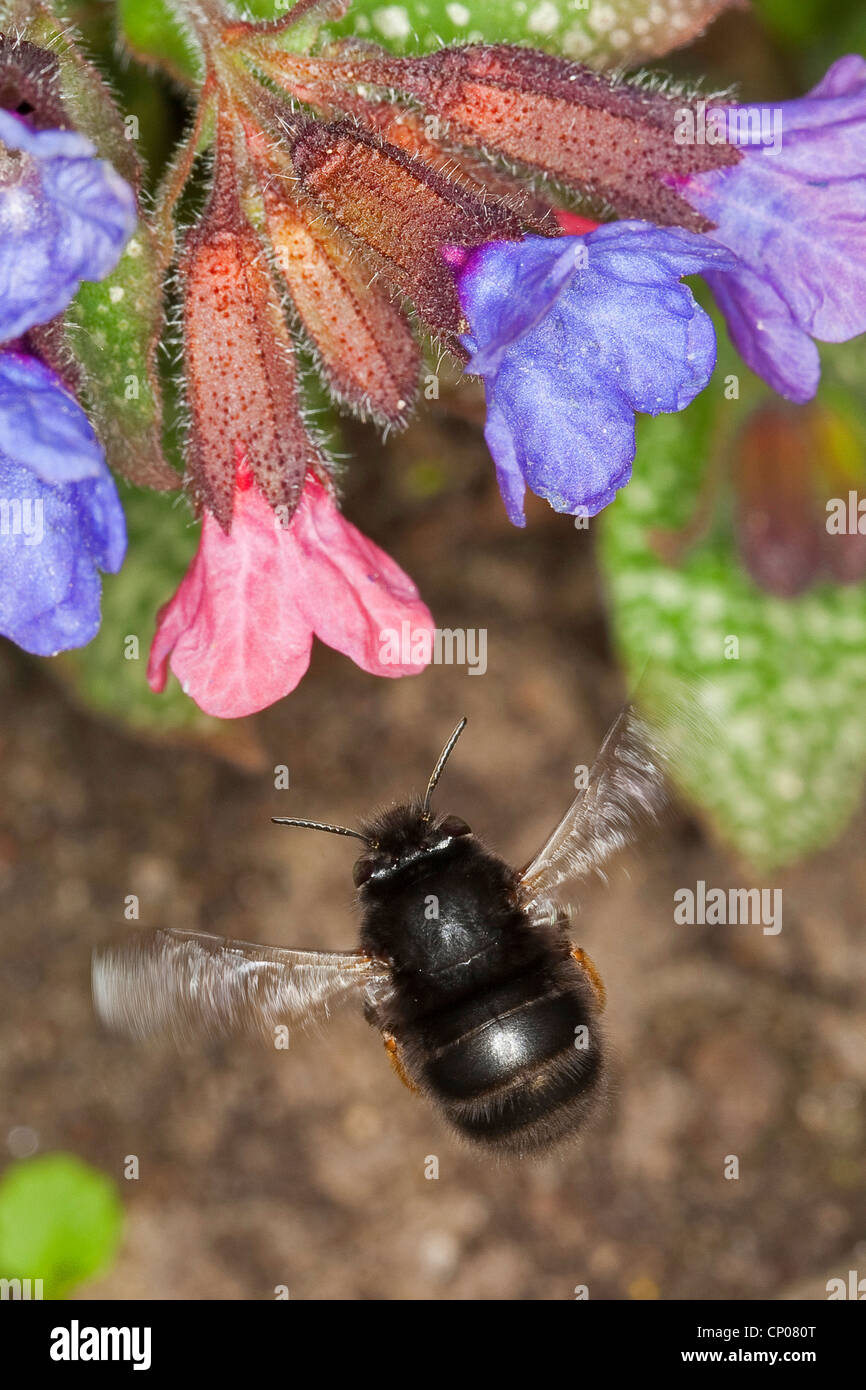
left=354, top=717, right=471, bottom=887
left=352, top=806, right=472, bottom=888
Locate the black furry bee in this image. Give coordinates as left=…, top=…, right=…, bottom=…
left=93, top=707, right=670, bottom=1156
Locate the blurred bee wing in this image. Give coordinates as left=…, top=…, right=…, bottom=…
left=93, top=928, right=384, bottom=1043
left=519, top=703, right=671, bottom=909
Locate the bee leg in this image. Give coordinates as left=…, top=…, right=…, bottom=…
left=571, top=946, right=607, bottom=1012
left=383, top=1033, right=419, bottom=1094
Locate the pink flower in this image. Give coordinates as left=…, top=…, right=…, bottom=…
left=553, top=210, right=601, bottom=236
left=148, top=457, right=434, bottom=718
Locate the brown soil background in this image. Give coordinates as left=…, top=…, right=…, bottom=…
left=1, top=403, right=864, bottom=1301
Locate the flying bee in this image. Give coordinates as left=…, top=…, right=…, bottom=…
left=93, top=705, right=672, bottom=1157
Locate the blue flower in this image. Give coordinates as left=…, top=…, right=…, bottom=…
left=454, top=221, right=735, bottom=525
left=0, top=354, right=127, bottom=654
left=0, top=109, right=136, bottom=340
left=0, top=110, right=134, bottom=654
left=670, top=55, right=866, bottom=404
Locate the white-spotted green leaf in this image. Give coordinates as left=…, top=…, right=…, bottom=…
left=115, top=0, right=739, bottom=75
left=62, top=224, right=179, bottom=492
left=599, top=361, right=866, bottom=870
left=323, top=0, right=740, bottom=66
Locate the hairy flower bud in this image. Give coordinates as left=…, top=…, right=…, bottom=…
left=290, top=120, right=524, bottom=335
left=0, top=36, right=66, bottom=130
left=734, top=404, right=824, bottom=598
left=182, top=121, right=324, bottom=528
left=262, top=186, right=420, bottom=426
left=368, top=44, right=739, bottom=231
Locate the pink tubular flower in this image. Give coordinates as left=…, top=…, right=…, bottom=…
left=552, top=210, right=601, bottom=237
left=147, top=457, right=434, bottom=718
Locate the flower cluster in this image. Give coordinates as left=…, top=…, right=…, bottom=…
left=2, top=3, right=865, bottom=718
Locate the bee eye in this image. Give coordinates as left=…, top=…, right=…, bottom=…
left=353, top=859, right=375, bottom=888
left=440, top=815, right=471, bottom=838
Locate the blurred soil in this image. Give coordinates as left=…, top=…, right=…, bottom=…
left=0, top=410, right=864, bottom=1300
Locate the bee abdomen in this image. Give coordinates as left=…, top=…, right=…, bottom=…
left=418, top=978, right=604, bottom=1156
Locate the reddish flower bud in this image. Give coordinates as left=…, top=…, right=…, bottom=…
left=815, top=408, right=866, bottom=585
left=272, top=68, right=557, bottom=231
left=0, top=36, right=67, bottom=132
left=734, top=402, right=866, bottom=596
left=258, top=45, right=558, bottom=229
left=290, top=120, right=523, bottom=335
left=371, top=45, right=738, bottom=232
left=182, top=117, right=323, bottom=528
left=262, top=186, right=420, bottom=427
left=734, top=403, right=823, bottom=598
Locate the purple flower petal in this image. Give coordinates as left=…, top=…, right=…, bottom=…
left=456, top=222, right=734, bottom=525
left=0, top=349, right=126, bottom=655
left=0, top=353, right=106, bottom=482
left=0, top=110, right=95, bottom=158
left=0, top=108, right=137, bottom=341
left=0, top=451, right=126, bottom=656
left=675, top=55, right=866, bottom=401
left=703, top=266, right=820, bottom=405
left=457, top=237, right=584, bottom=375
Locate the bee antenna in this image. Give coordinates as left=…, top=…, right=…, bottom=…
left=422, top=717, right=468, bottom=818
left=271, top=818, right=369, bottom=843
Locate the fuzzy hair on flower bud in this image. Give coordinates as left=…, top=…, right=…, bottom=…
left=260, top=183, right=421, bottom=429
left=290, top=119, right=525, bottom=338
left=336, top=44, right=740, bottom=231
left=181, top=113, right=325, bottom=530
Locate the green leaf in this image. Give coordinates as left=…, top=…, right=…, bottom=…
left=0, top=1154, right=122, bottom=1299
left=323, top=0, right=737, bottom=66
left=599, top=344, right=866, bottom=871
left=62, top=213, right=175, bottom=495
left=64, top=224, right=180, bottom=492
left=116, top=0, right=202, bottom=84
left=115, top=0, right=736, bottom=73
